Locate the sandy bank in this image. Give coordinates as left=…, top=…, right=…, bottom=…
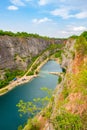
left=0, top=58, right=49, bottom=96
left=0, top=75, right=37, bottom=96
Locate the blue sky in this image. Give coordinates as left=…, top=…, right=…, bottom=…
left=0, top=0, right=87, bottom=38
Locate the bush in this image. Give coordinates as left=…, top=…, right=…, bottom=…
left=0, top=69, right=24, bottom=88
left=75, top=36, right=87, bottom=55
left=58, top=76, right=62, bottom=84
left=55, top=51, right=62, bottom=58
left=27, top=71, right=34, bottom=76
left=62, top=85, right=69, bottom=99
left=26, top=118, right=40, bottom=130
left=62, top=68, right=66, bottom=73
left=81, top=31, right=87, bottom=39
left=18, top=125, right=23, bottom=130
left=53, top=111, right=82, bottom=130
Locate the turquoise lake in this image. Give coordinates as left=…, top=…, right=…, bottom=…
left=0, top=60, right=62, bottom=130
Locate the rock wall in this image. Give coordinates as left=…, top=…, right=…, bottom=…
left=48, top=38, right=87, bottom=129
left=0, top=36, right=64, bottom=70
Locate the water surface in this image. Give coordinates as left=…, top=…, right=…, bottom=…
left=0, top=60, right=62, bottom=130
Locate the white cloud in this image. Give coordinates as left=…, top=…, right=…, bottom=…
left=60, top=25, right=87, bottom=37
left=72, top=26, right=86, bottom=31
left=10, top=0, right=25, bottom=6
left=38, top=0, right=51, bottom=6
left=51, top=6, right=87, bottom=19
left=51, top=8, right=72, bottom=19
left=74, top=12, right=87, bottom=19
left=67, top=25, right=87, bottom=32
left=8, top=5, right=18, bottom=10
left=32, top=17, right=52, bottom=24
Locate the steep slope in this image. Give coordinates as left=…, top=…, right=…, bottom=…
left=0, top=36, right=64, bottom=71
left=49, top=37, right=87, bottom=130
left=0, top=36, right=51, bottom=70
left=22, top=36, right=87, bottom=130
left=0, top=35, right=64, bottom=89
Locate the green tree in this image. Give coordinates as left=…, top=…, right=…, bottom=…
left=53, top=111, right=82, bottom=130
left=81, top=31, right=87, bottom=39
left=16, top=87, right=53, bottom=117
left=75, top=36, right=87, bottom=55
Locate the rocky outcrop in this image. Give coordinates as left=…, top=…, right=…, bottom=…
left=0, top=36, right=48, bottom=70
left=0, top=36, right=64, bottom=71
left=42, top=37, right=87, bottom=130
left=61, top=38, right=76, bottom=71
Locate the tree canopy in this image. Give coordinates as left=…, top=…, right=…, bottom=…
left=0, top=30, right=50, bottom=40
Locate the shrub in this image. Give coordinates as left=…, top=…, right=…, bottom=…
left=81, top=31, right=87, bottom=39
left=53, top=111, right=82, bottom=130
left=62, top=68, right=66, bottom=73
left=75, top=36, right=87, bottom=55
left=24, top=118, right=40, bottom=130
left=27, top=71, right=34, bottom=76
left=58, top=76, right=62, bottom=84
left=62, top=85, right=69, bottom=99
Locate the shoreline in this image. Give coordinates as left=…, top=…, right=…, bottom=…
left=0, top=75, right=37, bottom=96
left=0, top=57, right=60, bottom=96
left=0, top=58, right=50, bottom=96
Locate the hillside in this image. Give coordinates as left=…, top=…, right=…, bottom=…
left=0, top=34, right=64, bottom=90
left=21, top=32, right=87, bottom=130
left=0, top=31, right=87, bottom=130
left=43, top=34, right=87, bottom=130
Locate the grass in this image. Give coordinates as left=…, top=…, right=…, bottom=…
left=0, top=88, right=8, bottom=94
left=53, top=110, right=82, bottom=130
left=0, top=69, right=24, bottom=89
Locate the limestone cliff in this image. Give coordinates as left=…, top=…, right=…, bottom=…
left=48, top=37, right=87, bottom=130
left=0, top=36, right=63, bottom=72
left=17, top=35, right=87, bottom=130
left=33, top=37, right=87, bottom=130
left=0, top=36, right=49, bottom=70
left=0, top=36, right=64, bottom=71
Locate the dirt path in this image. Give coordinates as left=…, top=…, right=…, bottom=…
left=0, top=49, right=60, bottom=96
left=0, top=55, right=49, bottom=96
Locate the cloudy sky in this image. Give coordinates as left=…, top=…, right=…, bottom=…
left=0, top=0, right=87, bottom=37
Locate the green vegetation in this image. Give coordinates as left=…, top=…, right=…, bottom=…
left=18, top=125, right=23, bottom=130
left=81, top=111, right=87, bottom=130
left=0, top=30, right=67, bottom=42
left=51, top=33, right=87, bottom=130
left=0, top=69, right=24, bottom=88
left=27, top=71, right=34, bottom=75
left=53, top=111, right=82, bottom=130
left=58, top=76, right=62, bottom=84
left=0, top=30, right=50, bottom=40
left=27, top=44, right=63, bottom=76
left=75, top=36, right=87, bottom=55
left=62, top=68, right=66, bottom=73
left=62, top=85, right=69, bottom=99
left=71, top=65, right=87, bottom=95
left=24, top=118, right=40, bottom=130
left=0, top=80, right=9, bottom=89
left=0, top=42, right=63, bottom=89
left=0, top=88, right=8, bottom=94
left=17, top=87, right=53, bottom=129
left=69, top=31, right=87, bottom=39
left=54, top=50, right=63, bottom=62
left=81, top=31, right=87, bottom=39
left=69, top=35, right=78, bottom=39
left=17, top=87, right=53, bottom=117
left=55, top=51, right=62, bottom=58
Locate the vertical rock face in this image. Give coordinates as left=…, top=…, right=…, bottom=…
left=0, top=36, right=49, bottom=70
left=61, top=38, right=76, bottom=72
left=0, top=36, right=64, bottom=70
